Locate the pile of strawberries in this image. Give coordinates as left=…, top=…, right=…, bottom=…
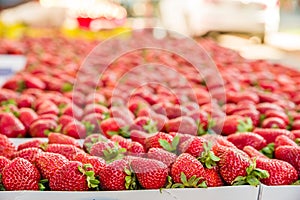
left=0, top=34, right=300, bottom=191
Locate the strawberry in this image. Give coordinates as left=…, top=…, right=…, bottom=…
left=81, top=113, right=103, bottom=133
left=62, top=120, right=86, bottom=139
left=83, top=103, right=109, bottom=116
left=147, top=148, right=177, bottom=169
left=227, top=132, right=267, bottom=150
left=35, top=152, right=68, bottom=180
left=213, top=144, right=267, bottom=186
left=111, top=135, right=131, bottom=149
left=58, top=115, right=74, bottom=128
left=253, top=128, right=295, bottom=144
left=23, top=75, right=46, bottom=90
left=50, top=161, right=99, bottom=191
left=29, top=119, right=57, bottom=137
left=203, top=167, right=224, bottom=187
left=17, top=139, right=44, bottom=151
left=72, top=152, right=106, bottom=177
left=83, top=134, right=108, bottom=153
left=130, top=130, right=149, bottom=148
left=165, top=116, right=198, bottom=135
left=179, top=136, right=207, bottom=157
left=221, top=115, right=253, bottom=136
left=48, top=132, right=81, bottom=148
left=256, top=103, right=283, bottom=114
left=100, top=117, right=128, bottom=138
left=130, top=157, right=168, bottom=189
left=18, top=108, right=38, bottom=131
left=256, top=157, right=298, bottom=185
left=99, top=159, right=135, bottom=190
left=275, top=146, right=300, bottom=177
left=265, top=110, right=289, bottom=124
left=130, top=116, right=158, bottom=133
left=243, top=145, right=268, bottom=159
left=233, top=109, right=260, bottom=127
left=13, top=147, right=42, bottom=163
left=274, top=135, right=298, bottom=149
left=60, top=103, right=83, bottom=120
left=36, top=100, right=59, bottom=116
left=2, top=158, right=41, bottom=190
left=0, top=156, right=11, bottom=174
left=262, top=117, right=287, bottom=129
left=292, top=120, right=300, bottom=130
left=0, top=113, right=26, bottom=138
left=170, top=153, right=206, bottom=188
left=127, top=142, right=145, bottom=155
left=45, top=144, right=84, bottom=160
left=38, top=114, right=58, bottom=122
left=0, top=134, right=16, bottom=159
left=90, top=141, right=125, bottom=161
left=17, top=94, right=36, bottom=108
left=145, top=132, right=173, bottom=150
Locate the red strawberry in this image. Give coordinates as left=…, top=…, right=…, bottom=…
left=62, top=120, right=86, bottom=139
left=90, top=141, right=124, bottom=161
left=13, top=147, right=42, bottom=163
left=275, top=146, right=300, bottom=177
left=48, top=132, right=81, bottom=148
left=83, top=103, right=109, bottom=115
left=73, top=152, right=106, bottom=177
left=0, top=113, right=26, bottom=138
left=179, top=136, right=207, bottom=157
left=58, top=115, right=74, bottom=128
left=233, top=109, right=260, bottom=127
left=262, top=117, right=287, bottom=129
left=170, top=153, right=206, bottom=187
left=81, top=113, right=103, bottom=133
left=165, top=116, right=198, bottom=135
left=23, top=75, right=46, bottom=90
left=147, top=147, right=177, bottom=168
left=50, top=161, right=99, bottom=191
left=130, top=157, right=168, bottom=189
left=187, top=109, right=209, bottom=129
left=204, top=167, right=224, bottom=187
left=99, top=159, right=134, bottom=190
left=17, top=94, right=36, bottom=108
left=0, top=156, right=11, bottom=174
left=256, top=157, right=298, bottom=185
left=35, top=152, right=68, bottom=180
left=100, top=117, right=128, bottom=138
left=213, top=144, right=265, bottom=185
left=227, top=132, right=267, bottom=150
left=256, top=103, right=283, bottom=114
left=60, top=103, right=83, bottom=120
left=2, top=157, right=41, bottom=190
left=292, top=130, right=300, bottom=139
left=45, top=144, right=84, bottom=160
left=18, top=108, right=38, bottom=131
left=221, top=115, right=252, bottom=136
left=243, top=145, right=268, bottom=159
left=127, top=141, right=145, bottom=155
left=274, top=135, right=298, bottom=149
left=36, top=100, right=59, bottom=116
left=83, top=134, right=108, bottom=153
left=265, top=110, right=289, bottom=125
left=110, top=135, right=131, bottom=149
left=29, top=119, right=57, bottom=137
left=0, top=134, right=16, bottom=159
left=130, top=130, right=149, bottom=148
left=38, top=114, right=58, bottom=122
left=292, top=120, right=300, bottom=130
left=17, top=139, right=44, bottom=151
left=253, top=128, right=295, bottom=144
left=145, top=132, right=173, bottom=150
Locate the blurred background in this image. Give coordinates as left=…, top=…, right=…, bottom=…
left=0, top=0, right=299, bottom=65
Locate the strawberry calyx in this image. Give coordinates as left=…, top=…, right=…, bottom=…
left=260, top=143, right=275, bottom=158
left=102, top=144, right=126, bottom=162
left=124, top=167, right=138, bottom=190
left=292, top=180, right=300, bottom=185
left=44, top=125, right=62, bottom=136
left=82, top=121, right=95, bottom=136
left=167, top=172, right=207, bottom=188
left=198, top=142, right=220, bottom=169
left=17, top=80, right=26, bottom=92
left=1, top=99, right=17, bottom=106
left=237, top=118, right=253, bottom=133
left=159, top=135, right=179, bottom=153
left=78, top=164, right=100, bottom=189
left=232, top=159, right=269, bottom=186
left=108, top=126, right=130, bottom=138
left=143, top=120, right=158, bottom=133
left=38, top=179, right=48, bottom=191
left=61, top=83, right=73, bottom=92
left=0, top=174, right=5, bottom=191
left=102, top=112, right=111, bottom=120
